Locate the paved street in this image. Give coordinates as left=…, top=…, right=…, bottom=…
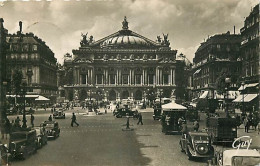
left=4, top=107, right=259, bottom=166
left=6, top=108, right=205, bottom=166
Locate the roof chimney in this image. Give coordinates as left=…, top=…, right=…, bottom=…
left=19, top=21, right=22, bottom=34
left=234, top=26, right=235, bottom=34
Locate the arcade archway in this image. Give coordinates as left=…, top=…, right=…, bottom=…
left=121, top=90, right=129, bottom=99
left=108, top=90, right=116, bottom=101
left=135, top=90, right=142, bottom=100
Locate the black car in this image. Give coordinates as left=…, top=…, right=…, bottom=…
left=42, top=121, right=60, bottom=139
left=9, top=130, right=38, bottom=159
left=53, top=109, right=65, bottom=119
left=34, top=126, right=48, bottom=148
left=179, top=132, right=214, bottom=160
left=114, top=107, right=135, bottom=118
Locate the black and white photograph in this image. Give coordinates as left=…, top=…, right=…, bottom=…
left=0, top=0, right=259, bottom=165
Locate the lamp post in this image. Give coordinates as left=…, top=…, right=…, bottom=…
left=159, top=89, right=163, bottom=106
left=21, top=80, right=27, bottom=129
left=241, top=81, right=245, bottom=114
left=225, top=78, right=231, bottom=118
left=143, top=90, right=146, bottom=109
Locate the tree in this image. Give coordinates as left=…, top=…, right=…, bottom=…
left=215, top=68, right=230, bottom=95
left=12, top=69, right=23, bottom=95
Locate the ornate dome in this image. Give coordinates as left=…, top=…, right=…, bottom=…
left=101, top=34, right=152, bottom=48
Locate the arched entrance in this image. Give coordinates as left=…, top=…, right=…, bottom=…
left=135, top=90, right=142, bottom=100
left=108, top=90, right=116, bottom=101
left=163, top=89, right=171, bottom=98
left=121, top=90, right=129, bottom=99
left=79, top=89, right=87, bottom=101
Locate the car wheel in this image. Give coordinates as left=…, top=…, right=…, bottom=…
left=21, top=151, right=28, bottom=160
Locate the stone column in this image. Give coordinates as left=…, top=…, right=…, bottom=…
left=116, top=69, right=118, bottom=85
left=87, top=69, right=90, bottom=84
left=160, top=69, right=163, bottom=85
left=73, top=67, right=77, bottom=85
left=142, top=69, right=145, bottom=85
left=129, top=69, right=132, bottom=85
left=172, top=68, right=175, bottom=85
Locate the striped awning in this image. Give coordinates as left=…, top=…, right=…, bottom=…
left=233, top=94, right=258, bottom=102
left=193, top=69, right=201, bottom=75
left=199, top=91, right=208, bottom=99
left=238, top=83, right=259, bottom=91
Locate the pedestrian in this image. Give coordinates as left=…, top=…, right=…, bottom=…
left=31, top=114, right=35, bottom=128
left=15, top=116, right=21, bottom=127
left=126, top=113, right=130, bottom=129
left=4, top=118, right=11, bottom=139
left=48, top=115, right=53, bottom=121
left=71, top=112, right=79, bottom=127
left=243, top=117, right=249, bottom=133
left=193, top=120, right=199, bottom=132
left=137, top=113, right=143, bottom=125
left=181, top=121, right=188, bottom=134
left=258, top=122, right=260, bottom=135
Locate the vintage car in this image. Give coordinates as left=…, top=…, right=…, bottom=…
left=34, top=126, right=48, bottom=149
left=42, top=121, right=60, bottom=139
left=9, top=130, right=38, bottom=159
left=114, top=107, right=135, bottom=118
left=153, top=104, right=162, bottom=120
left=180, top=132, right=214, bottom=160
left=0, top=144, right=11, bottom=165
left=53, top=109, right=65, bottom=119
left=207, top=117, right=237, bottom=145
left=211, top=149, right=260, bottom=166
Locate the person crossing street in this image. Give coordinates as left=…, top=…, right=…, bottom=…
left=71, top=112, right=79, bottom=127
left=31, top=114, right=35, bottom=128
left=137, top=113, right=143, bottom=125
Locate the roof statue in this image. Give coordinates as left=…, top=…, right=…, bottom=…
left=162, top=33, right=170, bottom=46
left=80, top=32, right=88, bottom=46
left=122, top=16, right=129, bottom=30
left=157, top=35, right=162, bottom=43
left=89, top=35, right=94, bottom=43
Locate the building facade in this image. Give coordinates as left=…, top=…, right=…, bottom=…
left=236, top=4, right=259, bottom=111
left=59, top=17, right=184, bottom=102
left=240, top=4, right=259, bottom=85
left=5, top=22, right=57, bottom=102
left=191, top=32, right=242, bottom=100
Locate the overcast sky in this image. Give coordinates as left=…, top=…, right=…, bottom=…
left=0, top=0, right=258, bottom=64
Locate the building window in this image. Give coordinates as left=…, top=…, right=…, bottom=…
left=109, top=74, right=115, bottom=84
left=33, top=45, right=37, bottom=51
left=148, top=74, right=154, bottom=84
left=96, top=74, right=103, bottom=84
left=135, top=75, right=141, bottom=84
left=81, top=75, right=87, bottom=84
left=217, top=44, right=221, bottom=50
left=163, top=74, right=169, bottom=85
left=122, top=75, right=128, bottom=84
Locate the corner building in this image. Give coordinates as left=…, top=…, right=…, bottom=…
left=62, top=17, right=181, bottom=101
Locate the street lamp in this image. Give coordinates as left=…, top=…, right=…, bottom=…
left=143, top=90, right=146, bottom=109
left=225, top=78, right=231, bottom=118
left=241, top=81, right=245, bottom=114
left=159, top=89, right=163, bottom=106
left=21, top=80, right=27, bottom=129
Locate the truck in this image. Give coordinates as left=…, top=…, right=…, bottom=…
left=207, top=117, right=237, bottom=145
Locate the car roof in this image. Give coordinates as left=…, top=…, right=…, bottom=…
left=44, top=121, right=57, bottom=124
left=223, top=149, right=260, bottom=165
left=188, top=132, right=209, bottom=136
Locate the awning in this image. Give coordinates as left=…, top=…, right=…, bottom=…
left=238, top=83, right=259, bottom=90
left=233, top=94, right=246, bottom=102
left=199, top=91, right=208, bottom=99
left=228, top=91, right=239, bottom=99
left=243, top=94, right=258, bottom=102
left=233, top=94, right=258, bottom=102
left=162, top=102, right=187, bottom=111
left=35, top=95, right=50, bottom=101
left=193, top=69, right=201, bottom=75
left=6, top=94, right=39, bottom=98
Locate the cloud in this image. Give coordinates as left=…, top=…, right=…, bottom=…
left=0, top=0, right=258, bottom=64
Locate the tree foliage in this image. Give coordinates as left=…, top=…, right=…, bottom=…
left=12, top=69, right=23, bottom=95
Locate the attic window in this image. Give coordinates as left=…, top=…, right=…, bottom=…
left=33, top=45, right=37, bottom=51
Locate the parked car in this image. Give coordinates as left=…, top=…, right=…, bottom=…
left=42, top=121, right=60, bottom=139
left=210, top=149, right=260, bottom=166
left=207, top=117, right=237, bottom=145
left=0, top=144, right=11, bottom=165
left=53, top=109, right=65, bottom=119
left=34, top=126, right=48, bottom=149
left=114, top=107, right=135, bottom=118
left=9, top=130, right=38, bottom=159
left=180, top=132, right=214, bottom=160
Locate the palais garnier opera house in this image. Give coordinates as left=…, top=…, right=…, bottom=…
left=58, top=17, right=185, bottom=102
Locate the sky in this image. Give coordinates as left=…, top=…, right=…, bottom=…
left=0, top=0, right=258, bottom=64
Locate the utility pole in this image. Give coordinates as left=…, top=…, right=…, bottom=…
left=0, top=18, right=8, bottom=133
